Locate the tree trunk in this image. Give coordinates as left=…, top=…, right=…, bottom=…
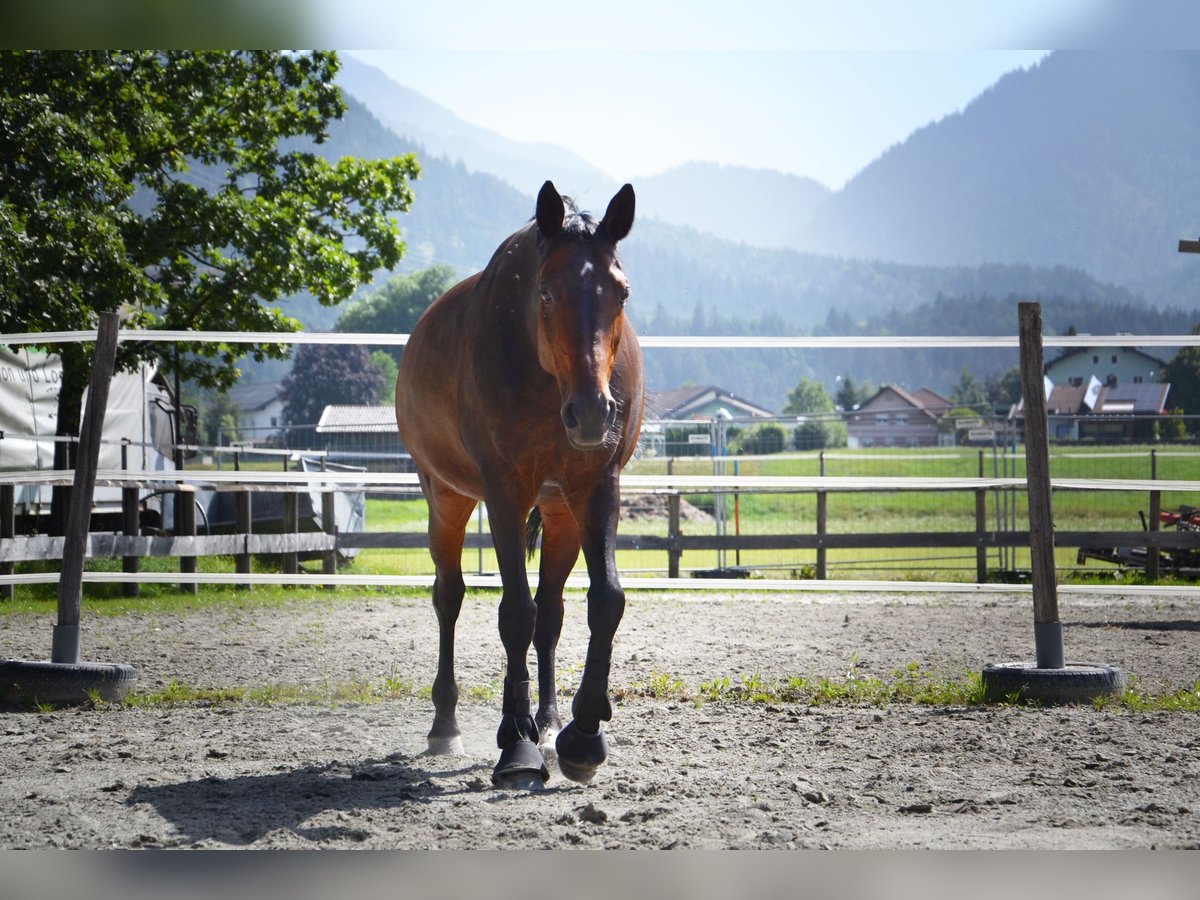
left=49, top=344, right=89, bottom=537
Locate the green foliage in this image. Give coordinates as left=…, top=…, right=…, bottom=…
left=370, top=351, right=398, bottom=404
left=782, top=377, right=834, bottom=415
left=793, top=416, right=848, bottom=450
left=0, top=50, right=418, bottom=457
left=835, top=375, right=874, bottom=412
left=987, top=366, right=1023, bottom=405
left=1163, top=325, right=1200, bottom=418
left=281, top=343, right=385, bottom=425
left=336, top=265, right=458, bottom=363
left=950, top=366, right=988, bottom=410
left=196, top=388, right=241, bottom=446
left=734, top=423, right=787, bottom=455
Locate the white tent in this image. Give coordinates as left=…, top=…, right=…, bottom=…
left=0, top=347, right=175, bottom=514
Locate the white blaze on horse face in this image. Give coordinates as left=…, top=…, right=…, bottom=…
left=580, top=261, right=594, bottom=278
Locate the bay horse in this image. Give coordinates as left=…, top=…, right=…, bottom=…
left=395, top=181, right=644, bottom=788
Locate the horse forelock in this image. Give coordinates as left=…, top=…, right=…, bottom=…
left=529, top=194, right=599, bottom=240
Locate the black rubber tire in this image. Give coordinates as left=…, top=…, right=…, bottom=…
left=0, top=660, right=139, bottom=708
left=981, top=662, right=1124, bottom=705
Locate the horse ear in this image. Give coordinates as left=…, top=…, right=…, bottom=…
left=536, top=180, right=564, bottom=239
left=598, top=183, right=635, bottom=243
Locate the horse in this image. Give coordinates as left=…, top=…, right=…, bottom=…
left=395, top=181, right=644, bottom=788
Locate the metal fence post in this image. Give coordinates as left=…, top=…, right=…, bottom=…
left=1148, top=448, right=1160, bottom=582
left=975, top=449, right=987, bottom=583
left=816, top=450, right=827, bottom=580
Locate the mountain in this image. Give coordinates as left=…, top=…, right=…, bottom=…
left=790, top=51, right=1200, bottom=299
left=336, top=55, right=615, bottom=199
left=635, top=162, right=830, bottom=248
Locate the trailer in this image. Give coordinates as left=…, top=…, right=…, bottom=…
left=0, top=345, right=178, bottom=528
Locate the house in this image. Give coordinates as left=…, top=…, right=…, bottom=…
left=649, top=385, right=775, bottom=420
left=844, top=385, right=953, bottom=448
left=1046, top=345, right=1166, bottom=389
left=228, top=381, right=284, bottom=439
left=1012, top=380, right=1171, bottom=441
left=315, top=404, right=407, bottom=472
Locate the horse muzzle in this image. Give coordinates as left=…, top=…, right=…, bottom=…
left=561, top=392, right=617, bottom=450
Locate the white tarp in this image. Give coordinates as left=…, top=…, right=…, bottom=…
left=0, top=347, right=175, bottom=511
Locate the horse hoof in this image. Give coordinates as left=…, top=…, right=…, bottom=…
left=554, top=721, right=608, bottom=784
left=426, top=734, right=465, bottom=756
left=492, top=739, right=549, bottom=789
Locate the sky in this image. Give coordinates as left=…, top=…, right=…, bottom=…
left=321, top=0, right=1112, bottom=190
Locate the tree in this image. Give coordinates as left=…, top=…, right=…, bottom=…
left=1163, top=326, right=1200, bottom=420
left=370, top=351, right=398, bottom=404
left=335, top=265, right=458, bottom=364
left=986, top=366, right=1022, bottom=405
left=836, top=374, right=874, bottom=411
left=281, top=344, right=385, bottom=426
left=782, top=377, right=835, bottom=415
left=0, top=51, right=418, bottom=530
left=950, top=366, right=988, bottom=410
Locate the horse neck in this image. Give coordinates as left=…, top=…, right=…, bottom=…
left=480, top=223, right=542, bottom=351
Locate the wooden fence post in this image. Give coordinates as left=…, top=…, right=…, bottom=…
left=178, top=484, right=197, bottom=595
left=121, top=440, right=140, bottom=598
left=667, top=492, right=681, bottom=579
left=55, top=311, right=120, bottom=663
left=282, top=489, right=299, bottom=579
left=233, top=450, right=252, bottom=587
left=321, top=457, right=337, bottom=588
left=1017, top=301, right=1064, bottom=669
left=1147, top=448, right=1160, bottom=582
left=1, top=480, right=13, bottom=602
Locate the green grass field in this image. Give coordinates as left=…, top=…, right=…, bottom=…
left=341, top=443, right=1200, bottom=584
left=6, top=444, right=1197, bottom=593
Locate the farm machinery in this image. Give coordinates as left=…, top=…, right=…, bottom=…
left=1077, top=505, right=1200, bottom=577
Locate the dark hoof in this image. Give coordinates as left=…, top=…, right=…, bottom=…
left=554, top=721, right=608, bottom=784
left=492, top=739, right=549, bottom=789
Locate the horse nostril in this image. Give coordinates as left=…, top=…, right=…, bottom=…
left=561, top=402, right=579, bottom=430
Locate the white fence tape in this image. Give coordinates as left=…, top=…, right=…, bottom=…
left=3, top=330, right=1200, bottom=349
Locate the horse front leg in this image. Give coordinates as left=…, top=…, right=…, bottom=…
left=556, top=471, right=625, bottom=784
left=531, top=502, right=582, bottom=747
left=488, top=490, right=550, bottom=789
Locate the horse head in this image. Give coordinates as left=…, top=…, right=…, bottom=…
left=532, top=180, right=636, bottom=451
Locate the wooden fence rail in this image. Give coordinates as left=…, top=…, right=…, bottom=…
left=2, top=480, right=1196, bottom=588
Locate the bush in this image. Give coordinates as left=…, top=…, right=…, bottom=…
left=736, top=423, right=787, bottom=455
left=793, top=417, right=848, bottom=450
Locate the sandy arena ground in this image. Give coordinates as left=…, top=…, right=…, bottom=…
left=1, top=589, right=1199, bottom=849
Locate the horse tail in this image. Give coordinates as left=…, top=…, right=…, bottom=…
left=525, top=506, right=543, bottom=561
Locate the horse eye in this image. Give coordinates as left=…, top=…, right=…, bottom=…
left=540, top=289, right=553, bottom=305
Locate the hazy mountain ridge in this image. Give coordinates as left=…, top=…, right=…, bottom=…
left=634, top=162, right=830, bottom=248
left=791, top=52, right=1200, bottom=297
left=277, top=57, right=1200, bottom=408
left=336, top=56, right=614, bottom=199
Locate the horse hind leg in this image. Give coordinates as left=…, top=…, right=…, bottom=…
left=422, top=479, right=476, bottom=756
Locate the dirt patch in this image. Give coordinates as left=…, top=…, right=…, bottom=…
left=621, top=492, right=713, bottom=522
left=2, top=590, right=1199, bottom=848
